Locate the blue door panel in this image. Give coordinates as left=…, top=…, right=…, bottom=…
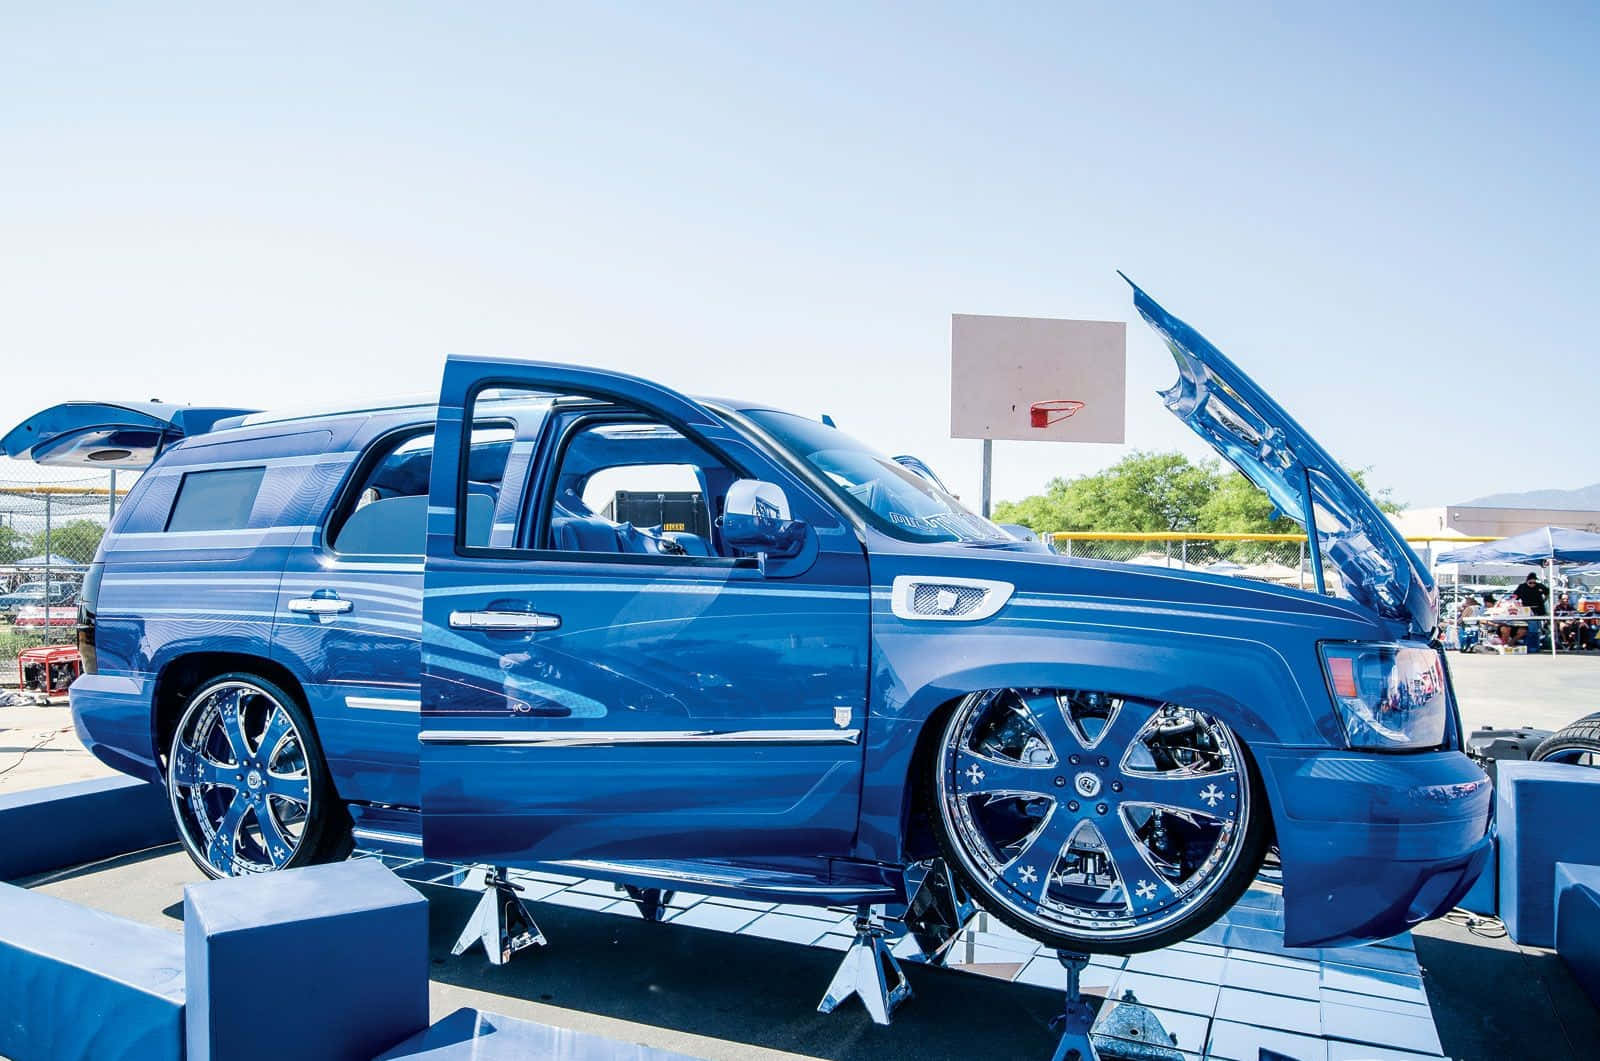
left=420, top=356, right=872, bottom=864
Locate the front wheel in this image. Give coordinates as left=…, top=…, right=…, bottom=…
left=166, top=673, right=349, bottom=878
left=930, top=688, right=1268, bottom=954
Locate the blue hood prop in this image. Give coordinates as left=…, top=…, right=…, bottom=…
left=1124, top=275, right=1435, bottom=636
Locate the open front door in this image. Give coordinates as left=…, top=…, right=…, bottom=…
left=418, top=356, right=871, bottom=866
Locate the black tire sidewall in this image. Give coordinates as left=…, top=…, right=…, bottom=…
left=1531, top=713, right=1600, bottom=765
left=166, top=671, right=346, bottom=879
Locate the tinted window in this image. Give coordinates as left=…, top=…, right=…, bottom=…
left=331, top=426, right=514, bottom=555
left=165, top=468, right=265, bottom=532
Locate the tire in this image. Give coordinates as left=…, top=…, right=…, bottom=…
left=928, top=688, right=1269, bottom=954
left=166, top=672, right=350, bottom=878
left=1532, top=712, right=1600, bottom=767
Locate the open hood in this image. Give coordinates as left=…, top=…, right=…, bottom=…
left=1125, top=276, right=1435, bottom=636
left=1, top=401, right=257, bottom=470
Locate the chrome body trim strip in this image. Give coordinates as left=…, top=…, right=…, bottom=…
left=345, top=695, right=422, bottom=713
left=417, top=727, right=862, bottom=748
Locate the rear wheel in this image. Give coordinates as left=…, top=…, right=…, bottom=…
left=166, top=673, right=349, bottom=878
left=930, top=688, right=1268, bottom=954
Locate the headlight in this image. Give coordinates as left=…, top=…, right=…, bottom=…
left=1319, top=642, right=1448, bottom=751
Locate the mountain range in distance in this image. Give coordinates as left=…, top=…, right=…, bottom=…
left=1460, top=482, right=1600, bottom=510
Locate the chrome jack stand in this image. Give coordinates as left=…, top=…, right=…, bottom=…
left=817, top=904, right=913, bottom=1025
left=452, top=866, right=547, bottom=965
left=621, top=885, right=675, bottom=922
left=1051, top=952, right=1182, bottom=1061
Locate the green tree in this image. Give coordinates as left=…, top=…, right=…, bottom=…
left=30, top=519, right=106, bottom=564
left=994, top=452, right=1404, bottom=536
left=994, top=450, right=1222, bottom=533
left=0, top=524, right=26, bottom=565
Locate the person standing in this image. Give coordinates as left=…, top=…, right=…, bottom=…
left=1457, top=596, right=1481, bottom=652
left=1513, top=571, right=1550, bottom=653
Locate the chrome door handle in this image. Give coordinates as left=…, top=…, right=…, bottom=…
left=449, top=610, right=561, bottom=632
left=288, top=596, right=353, bottom=616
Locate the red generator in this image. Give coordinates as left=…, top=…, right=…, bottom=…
left=17, top=645, right=81, bottom=697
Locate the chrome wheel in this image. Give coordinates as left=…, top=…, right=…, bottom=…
left=168, top=679, right=314, bottom=877
left=935, top=688, right=1257, bottom=948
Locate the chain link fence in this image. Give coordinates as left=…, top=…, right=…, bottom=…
left=1050, top=533, right=1317, bottom=588
left=1, top=460, right=126, bottom=663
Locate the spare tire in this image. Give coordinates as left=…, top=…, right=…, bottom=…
left=1531, top=712, right=1600, bottom=767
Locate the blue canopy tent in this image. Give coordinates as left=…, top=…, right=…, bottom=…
left=1435, top=527, right=1600, bottom=655
left=1434, top=526, right=1600, bottom=567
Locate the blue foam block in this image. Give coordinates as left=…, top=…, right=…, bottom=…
left=1496, top=760, right=1600, bottom=947
left=1555, top=862, right=1600, bottom=1006
left=375, top=1007, right=703, bottom=1060
left=0, top=882, right=185, bottom=1060
left=0, top=775, right=175, bottom=882
left=184, top=858, right=428, bottom=1061
left=1459, top=835, right=1498, bottom=915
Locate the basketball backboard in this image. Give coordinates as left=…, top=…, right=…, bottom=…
left=950, top=314, right=1126, bottom=443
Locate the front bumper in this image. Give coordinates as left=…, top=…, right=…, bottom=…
left=69, top=673, right=163, bottom=784
left=1257, top=747, right=1493, bottom=948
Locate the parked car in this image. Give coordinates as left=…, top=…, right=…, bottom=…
left=12, top=603, right=78, bottom=629
left=1, top=282, right=1489, bottom=954
left=0, top=580, right=78, bottom=621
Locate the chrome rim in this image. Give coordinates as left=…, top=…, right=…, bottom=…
left=168, top=681, right=313, bottom=876
left=936, top=688, right=1250, bottom=942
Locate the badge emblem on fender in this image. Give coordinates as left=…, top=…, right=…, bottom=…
left=834, top=706, right=853, bottom=729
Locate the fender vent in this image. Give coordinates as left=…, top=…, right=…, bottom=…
left=891, top=576, right=1014, bottom=622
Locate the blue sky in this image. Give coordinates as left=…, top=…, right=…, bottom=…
left=4, top=3, right=1596, bottom=508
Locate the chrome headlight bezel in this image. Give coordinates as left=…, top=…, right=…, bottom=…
left=1318, top=641, right=1449, bottom=751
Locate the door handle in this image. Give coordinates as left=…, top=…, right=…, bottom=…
left=449, top=609, right=561, bottom=632
left=287, top=595, right=353, bottom=616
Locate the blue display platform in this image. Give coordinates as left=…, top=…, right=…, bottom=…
left=0, top=883, right=186, bottom=1061
left=1496, top=759, right=1600, bottom=947
left=371, top=852, right=1447, bottom=1061
left=1554, top=861, right=1600, bottom=1008
left=185, top=859, right=430, bottom=1061
left=0, top=775, right=175, bottom=882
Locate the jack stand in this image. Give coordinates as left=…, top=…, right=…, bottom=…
left=817, top=905, right=913, bottom=1025
left=451, top=866, right=547, bottom=965
left=1050, top=952, right=1182, bottom=1061
left=621, top=885, right=675, bottom=922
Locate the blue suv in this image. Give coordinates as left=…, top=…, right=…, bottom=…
left=3, top=283, right=1490, bottom=953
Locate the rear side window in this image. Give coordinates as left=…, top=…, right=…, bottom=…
left=330, top=426, right=514, bottom=556
left=165, top=467, right=266, bottom=532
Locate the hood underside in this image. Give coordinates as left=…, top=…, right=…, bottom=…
left=1124, top=276, right=1435, bottom=636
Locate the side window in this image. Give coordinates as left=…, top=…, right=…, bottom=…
left=330, top=425, right=514, bottom=556
left=462, top=388, right=733, bottom=560
left=166, top=467, right=266, bottom=532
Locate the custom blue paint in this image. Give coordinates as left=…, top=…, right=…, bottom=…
left=17, top=285, right=1491, bottom=949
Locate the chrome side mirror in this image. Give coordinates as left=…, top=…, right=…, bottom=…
left=721, top=479, right=806, bottom=560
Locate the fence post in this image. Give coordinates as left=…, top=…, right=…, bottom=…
left=1181, top=540, right=1188, bottom=568
left=109, top=470, right=118, bottom=523
left=1298, top=540, right=1306, bottom=590
left=43, top=494, right=53, bottom=644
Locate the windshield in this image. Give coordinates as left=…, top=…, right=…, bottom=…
left=746, top=410, right=1008, bottom=544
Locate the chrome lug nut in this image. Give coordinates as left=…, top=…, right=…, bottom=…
left=1067, top=800, right=1080, bottom=812
left=1096, top=803, right=1109, bottom=815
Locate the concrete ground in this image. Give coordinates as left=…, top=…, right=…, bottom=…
left=7, top=651, right=1600, bottom=1059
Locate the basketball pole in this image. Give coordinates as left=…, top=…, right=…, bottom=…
left=980, top=438, right=993, bottom=518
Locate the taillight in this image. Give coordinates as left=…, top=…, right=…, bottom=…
left=76, top=562, right=103, bottom=675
